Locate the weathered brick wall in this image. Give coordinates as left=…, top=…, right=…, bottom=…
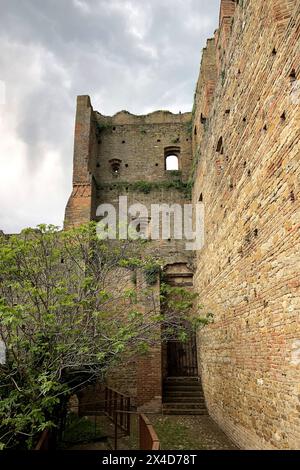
left=64, top=98, right=194, bottom=412
left=192, top=0, right=300, bottom=450
left=95, top=111, right=192, bottom=183
left=64, top=96, right=98, bottom=228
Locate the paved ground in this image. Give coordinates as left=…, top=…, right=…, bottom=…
left=65, top=414, right=237, bottom=450
left=67, top=441, right=109, bottom=450
left=150, top=415, right=238, bottom=450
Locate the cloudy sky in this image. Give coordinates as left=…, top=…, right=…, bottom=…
left=0, top=0, right=220, bottom=233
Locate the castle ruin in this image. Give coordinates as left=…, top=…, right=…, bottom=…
left=64, top=0, right=300, bottom=450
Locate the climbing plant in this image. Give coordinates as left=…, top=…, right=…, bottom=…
left=98, top=179, right=191, bottom=198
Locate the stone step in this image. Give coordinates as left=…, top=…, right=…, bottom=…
left=162, top=408, right=208, bottom=416
left=164, top=385, right=202, bottom=392
left=163, top=402, right=206, bottom=409
left=165, top=376, right=200, bottom=382
left=163, top=396, right=205, bottom=403
left=164, top=389, right=204, bottom=396
left=164, top=383, right=202, bottom=388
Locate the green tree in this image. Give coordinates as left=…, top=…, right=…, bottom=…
left=0, top=223, right=210, bottom=449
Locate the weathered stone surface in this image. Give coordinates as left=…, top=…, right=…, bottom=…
left=192, top=0, right=300, bottom=450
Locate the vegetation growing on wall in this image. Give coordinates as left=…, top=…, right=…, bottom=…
left=98, top=178, right=191, bottom=198
left=143, top=263, right=161, bottom=286
left=160, top=283, right=212, bottom=340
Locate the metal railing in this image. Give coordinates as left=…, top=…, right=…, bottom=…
left=35, top=387, right=160, bottom=451
left=104, top=386, right=131, bottom=435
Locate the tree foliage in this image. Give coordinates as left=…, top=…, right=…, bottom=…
left=0, top=223, right=210, bottom=449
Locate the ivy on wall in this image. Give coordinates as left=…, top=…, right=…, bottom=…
left=98, top=177, right=192, bottom=199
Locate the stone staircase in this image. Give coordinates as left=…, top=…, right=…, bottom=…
left=162, top=377, right=207, bottom=415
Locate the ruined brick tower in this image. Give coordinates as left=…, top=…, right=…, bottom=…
left=64, top=99, right=197, bottom=413
left=65, top=0, right=300, bottom=450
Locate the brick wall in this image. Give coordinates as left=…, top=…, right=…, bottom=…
left=64, top=98, right=194, bottom=412
left=192, top=0, right=300, bottom=450
left=63, top=0, right=300, bottom=445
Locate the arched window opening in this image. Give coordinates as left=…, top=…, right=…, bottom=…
left=165, top=155, right=179, bottom=171
left=164, top=146, right=180, bottom=171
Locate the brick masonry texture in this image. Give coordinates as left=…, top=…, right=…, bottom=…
left=64, top=0, right=300, bottom=449
left=64, top=87, right=194, bottom=413
left=192, top=0, right=300, bottom=450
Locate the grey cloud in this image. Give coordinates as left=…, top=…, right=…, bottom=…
left=0, top=0, right=220, bottom=232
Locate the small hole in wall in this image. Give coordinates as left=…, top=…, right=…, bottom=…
left=113, top=127, right=116, bottom=131
left=247, top=169, right=251, bottom=177
left=61, top=258, right=64, bottom=264
left=263, top=300, right=269, bottom=309
left=228, top=257, right=231, bottom=264
left=125, top=164, right=128, bottom=168
left=96, top=163, right=100, bottom=168
left=157, top=139, right=161, bottom=142
left=263, top=124, right=268, bottom=131
left=186, top=138, right=189, bottom=141
left=290, top=191, right=295, bottom=203
left=238, top=69, right=241, bottom=75
left=216, top=136, right=223, bottom=153
left=225, top=109, right=230, bottom=115
left=289, top=69, right=296, bottom=81
left=243, top=117, right=247, bottom=122
left=126, top=187, right=129, bottom=191
left=272, top=48, right=277, bottom=56
left=243, top=161, right=247, bottom=168
left=254, top=228, right=258, bottom=237
left=199, top=193, right=203, bottom=202
left=281, top=112, right=286, bottom=121
left=194, top=126, right=197, bottom=136
left=200, top=113, right=207, bottom=124
left=155, top=163, right=159, bottom=167
left=122, top=140, right=126, bottom=144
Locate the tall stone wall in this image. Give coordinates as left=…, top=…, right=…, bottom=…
left=192, top=0, right=300, bottom=450
left=65, top=96, right=99, bottom=228
left=64, top=0, right=299, bottom=447
left=64, top=97, right=194, bottom=411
